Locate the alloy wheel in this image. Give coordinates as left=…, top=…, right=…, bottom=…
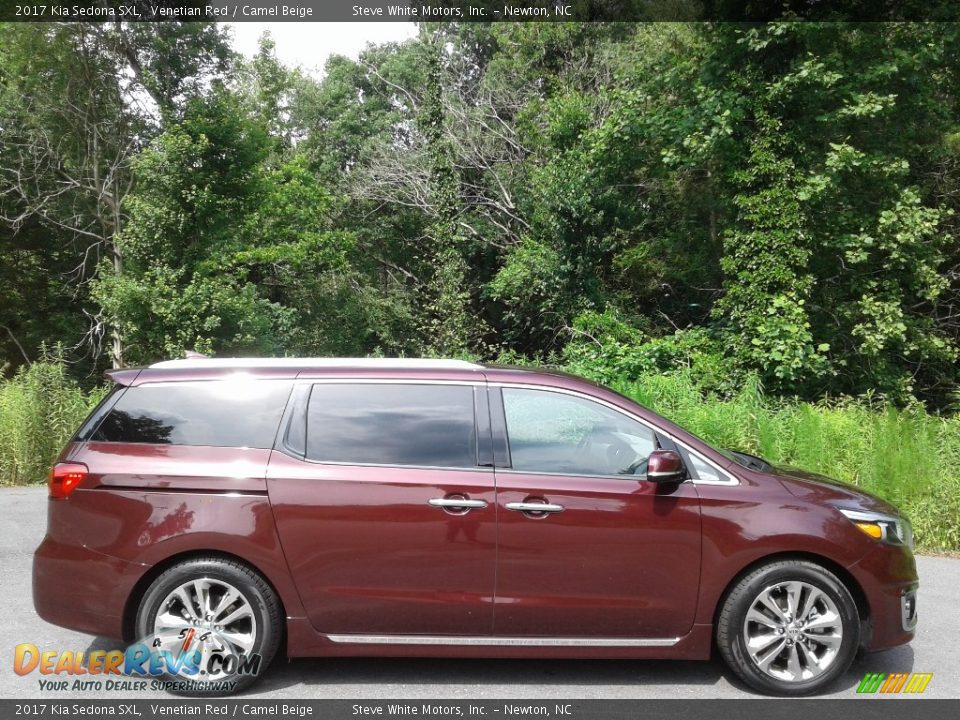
left=152, top=577, right=258, bottom=681
left=742, top=580, right=844, bottom=683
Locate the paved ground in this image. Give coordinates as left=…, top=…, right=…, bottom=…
left=2, top=486, right=958, bottom=699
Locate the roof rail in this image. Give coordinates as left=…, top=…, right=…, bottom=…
left=148, top=357, right=484, bottom=370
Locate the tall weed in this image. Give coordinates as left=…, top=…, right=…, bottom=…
left=0, top=358, right=105, bottom=485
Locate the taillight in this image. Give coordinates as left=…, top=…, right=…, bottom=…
left=49, top=462, right=88, bottom=498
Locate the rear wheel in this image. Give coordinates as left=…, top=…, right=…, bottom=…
left=135, top=557, right=282, bottom=695
left=717, top=560, right=860, bottom=696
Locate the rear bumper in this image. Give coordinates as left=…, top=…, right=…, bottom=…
left=33, top=535, right=147, bottom=641
left=847, top=543, right=919, bottom=651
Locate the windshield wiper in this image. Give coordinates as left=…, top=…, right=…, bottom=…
left=726, top=450, right=773, bottom=472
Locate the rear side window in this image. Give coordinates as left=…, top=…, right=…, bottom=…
left=74, top=386, right=123, bottom=441
left=305, top=384, right=477, bottom=469
left=92, top=381, right=293, bottom=448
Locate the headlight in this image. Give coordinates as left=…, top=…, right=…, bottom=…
left=839, top=508, right=913, bottom=550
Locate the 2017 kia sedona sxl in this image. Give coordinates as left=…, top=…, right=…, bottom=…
left=33, top=358, right=918, bottom=695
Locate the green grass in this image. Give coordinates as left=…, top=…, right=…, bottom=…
left=2, top=360, right=958, bottom=551
left=608, top=371, right=960, bottom=552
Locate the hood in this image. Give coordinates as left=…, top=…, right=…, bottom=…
left=771, top=465, right=901, bottom=516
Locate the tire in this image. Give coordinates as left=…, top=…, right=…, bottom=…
left=135, top=557, right=282, bottom=695
left=716, top=560, right=860, bottom=696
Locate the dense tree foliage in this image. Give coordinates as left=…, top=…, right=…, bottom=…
left=2, top=21, right=959, bottom=405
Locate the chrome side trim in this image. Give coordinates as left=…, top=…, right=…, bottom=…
left=326, top=634, right=680, bottom=647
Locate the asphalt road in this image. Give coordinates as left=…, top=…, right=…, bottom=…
left=2, top=486, right=958, bottom=700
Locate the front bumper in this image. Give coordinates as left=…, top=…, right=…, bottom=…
left=33, top=535, right=148, bottom=641
left=847, top=542, right=919, bottom=651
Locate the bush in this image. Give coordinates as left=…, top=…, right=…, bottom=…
left=0, top=357, right=105, bottom=485
left=563, top=313, right=740, bottom=394
left=561, top=309, right=650, bottom=384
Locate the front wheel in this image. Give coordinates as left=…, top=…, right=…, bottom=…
left=717, top=560, right=860, bottom=696
left=135, top=557, right=282, bottom=695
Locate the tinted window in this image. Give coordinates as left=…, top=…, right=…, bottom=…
left=306, top=384, right=477, bottom=468
left=92, top=381, right=293, bottom=448
left=74, top=386, right=123, bottom=441
left=502, top=388, right=656, bottom=476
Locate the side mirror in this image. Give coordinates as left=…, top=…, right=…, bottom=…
left=646, top=449, right=686, bottom=483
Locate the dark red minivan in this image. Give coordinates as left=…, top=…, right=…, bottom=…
left=33, top=358, right=918, bottom=695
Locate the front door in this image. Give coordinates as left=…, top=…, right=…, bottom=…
left=268, top=382, right=497, bottom=636
left=491, top=386, right=702, bottom=639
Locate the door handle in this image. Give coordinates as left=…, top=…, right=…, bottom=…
left=428, top=498, right=488, bottom=510
left=505, top=501, right=565, bottom=514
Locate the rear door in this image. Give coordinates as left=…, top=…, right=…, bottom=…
left=490, top=385, right=702, bottom=639
left=267, top=381, right=497, bottom=637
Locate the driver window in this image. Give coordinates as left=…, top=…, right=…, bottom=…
left=501, top=388, right=656, bottom=477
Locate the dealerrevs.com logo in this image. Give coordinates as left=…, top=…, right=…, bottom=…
left=856, top=672, right=934, bottom=695
left=14, top=627, right=262, bottom=693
